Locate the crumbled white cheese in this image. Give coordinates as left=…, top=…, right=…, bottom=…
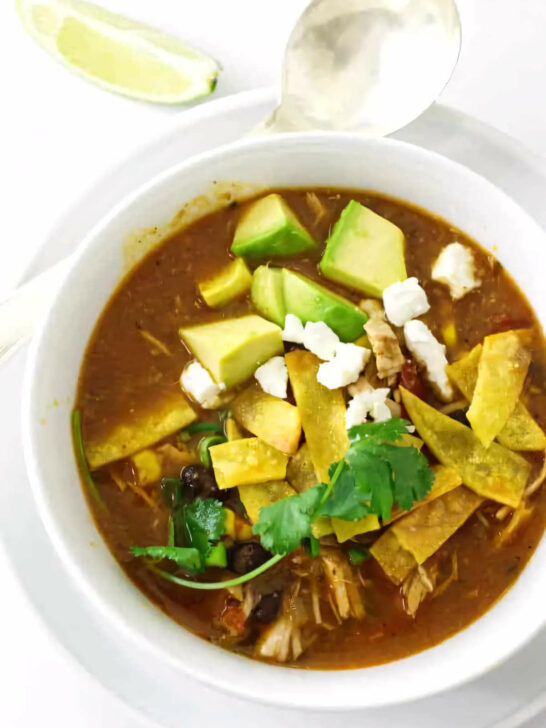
left=180, top=361, right=225, bottom=409
left=302, top=321, right=340, bottom=361
left=345, top=388, right=391, bottom=428
left=317, top=343, right=370, bottom=389
left=282, top=314, right=305, bottom=344
left=403, top=320, right=454, bottom=401
left=382, top=277, right=430, bottom=327
left=431, top=242, right=481, bottom=300
left=254, top=356, right=288, bottom=399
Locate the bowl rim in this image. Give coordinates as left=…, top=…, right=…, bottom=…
left=22, top=130, right=546, bottom=711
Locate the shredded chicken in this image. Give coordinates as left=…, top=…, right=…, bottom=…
left=305, top=191, right=327, bottom=223
left=496, top=503, right=534, bottom=546
left=321, top=550, right=365, bottom=620
left=255, top=584, right=307, bottom=663
left=364, top=318, right=405, bottom=379
left=401, top=564, right=438, bottom=617
left=138, top=329, right=172, bottom=356
left=348, top=373, right=375, bottom=397
left=525, top=450, right=546, bottom=498
left=156, top=443, right=198, bottom=476
left=432, top=553, right=459, bottom=600
left=359, top=299, right=385, bottom=320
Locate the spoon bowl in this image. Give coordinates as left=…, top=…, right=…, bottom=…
left=266, top=0, right=461, bottom=135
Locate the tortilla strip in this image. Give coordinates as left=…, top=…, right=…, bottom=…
left=401, top=388, right=531, bottom=508
left=238, top=481, right=296, bottom=524
left=286, top=350, right=349, bottom=482
left=210, top=437, right=288, bottom=489
left=370, top=530, right=418, bottom=585
left=391, top=486, right=483, bottom=564
left=466, top=330, right=531, bottom=447
left=287, top=351, right=352, bottom=538
left=85, top=395, right=196, bottom=469
left=447, top=338, right=544, bottom=451
left=371, top=486, right=482, bottom=584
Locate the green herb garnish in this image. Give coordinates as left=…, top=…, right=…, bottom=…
left=198, top=434, right=227, bottom=467
left=348, top=547, right=371, bottom=566
left=185, top=422, right=222, bottom=435
left=71, top=410, right=107, bottom=513
left=253, top=418, right=434, bottom=556
left=132, top=497, right=226, bottom=576
left=131, top=545, right=202, bottom=574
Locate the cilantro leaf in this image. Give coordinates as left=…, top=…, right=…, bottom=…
left=318, top=465, right=371, bottom=521
left=348, top=418, right=410, bottom=446
left=185, top=498, right=226, bottom=557
left=251, top=419, right=435, bottom=557
left=131, top=546, right=203, bottom=574
left=379, top=444, right=435, bottom=510
left=253, top=484, right=326, bottom=555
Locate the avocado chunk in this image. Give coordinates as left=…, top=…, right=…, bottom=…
left=320, top=200, right=407, bottom=297
left=198, top=258, right=252, bottom=308
left=179, top=314, right=283, bottom=388
left=251, top=266, right=286, bottom=326
left=282, top=270, right=367, bottom=341
left=231, top=193, right=316, bottom=258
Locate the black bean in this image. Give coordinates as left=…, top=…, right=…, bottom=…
left=228, top=542, right=271, bottom=574
left=253, top=591, right=282, bottom=624
left=448, top=409, right=470, bottom=427
left=180, top=464, right=225, bottom=501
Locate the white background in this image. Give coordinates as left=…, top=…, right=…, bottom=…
left=1, top=0, right=546, bottom=725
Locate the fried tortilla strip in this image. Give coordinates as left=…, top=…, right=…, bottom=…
left=286, top=350, right=351, bottom=538
left=232, top=385, right=302, bottom=455
left=401, top=387, right=531, bottom=508
left=85, top=395, right=196, bottom=469
left=391, top=486, right=483, bottom=564
left=238, top=481, right=296, bottom=524
left=447, top=344, right=546, bottom=451
left=286, top=350, right=349, bottom=481
left=210, top=437, right=288, bottom=489
left=454, top=330, right=530, bottom=447
left=372, top=486, right=481, bottom=584
left=370, top=530, right=418, bottom=585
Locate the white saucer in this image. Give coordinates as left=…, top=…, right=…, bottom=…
left=3, top=87, right=546, bottom=728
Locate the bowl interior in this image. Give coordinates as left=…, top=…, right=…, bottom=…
left=22, top=133, right=546, bottom=710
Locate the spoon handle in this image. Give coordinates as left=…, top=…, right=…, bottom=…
left=0, top=257, right=72, bottom=365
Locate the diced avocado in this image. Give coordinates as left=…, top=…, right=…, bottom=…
left=251, top=266, right=286, bottom=326
left=320, top=200, right=407, bottom=297
left=282, top=269, right=367, bottom=341
left=179, top=315, right=283, bottom=389
left=231, top=193, right=316, bottom=258
left=205, top=542, right=227, bottom=568
left=198, top=258, right=252, bottom=308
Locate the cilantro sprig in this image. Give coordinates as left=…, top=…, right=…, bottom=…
left=131, top=488, right=226, bottom=575
left=253, top=418, right=434, bottom=556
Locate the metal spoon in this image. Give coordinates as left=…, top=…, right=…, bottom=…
left=0, top=0, right=461, bottom=365
left=264, top=0, right=461, bottom=134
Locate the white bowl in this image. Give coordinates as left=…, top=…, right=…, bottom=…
left=22, top=133, right=546, bottom=711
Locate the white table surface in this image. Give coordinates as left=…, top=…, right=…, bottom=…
left=1, top=1, right=546, bottom=726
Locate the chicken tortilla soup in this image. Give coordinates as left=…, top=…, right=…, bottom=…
left=74, top=188, right=546, bottom=669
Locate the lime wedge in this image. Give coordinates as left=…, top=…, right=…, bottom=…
left=17, top=0, right=221, bottom=104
